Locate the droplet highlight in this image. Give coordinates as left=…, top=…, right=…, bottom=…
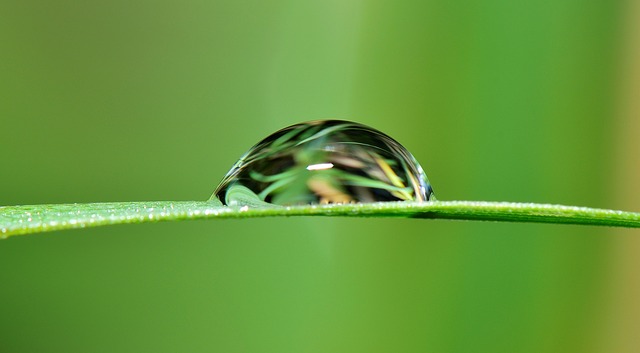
left=212, top=120, right=435, bottom=206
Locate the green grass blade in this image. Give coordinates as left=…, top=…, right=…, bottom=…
left=1, top=200, right=639, bottom=238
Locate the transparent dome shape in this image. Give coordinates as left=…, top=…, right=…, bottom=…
left=212, top=120, right=435, bottom=206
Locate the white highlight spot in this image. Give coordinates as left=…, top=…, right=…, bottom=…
left=306, top=163, right=334, bottom=171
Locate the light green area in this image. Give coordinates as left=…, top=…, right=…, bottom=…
left=0, top=0, right=631, bottom=352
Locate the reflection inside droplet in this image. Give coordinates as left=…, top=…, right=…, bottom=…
left=212, top=120, right=435, bottom=206
left=306, top=163, right=334, bottom=171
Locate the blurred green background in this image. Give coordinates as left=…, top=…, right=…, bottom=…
left=1, top=0, right=639, bottom=352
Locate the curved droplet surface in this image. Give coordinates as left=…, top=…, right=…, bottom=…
left=212, top=120, right=435, bottom=206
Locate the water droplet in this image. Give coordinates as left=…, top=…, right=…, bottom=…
left=212, top=120, right=435, bottom=206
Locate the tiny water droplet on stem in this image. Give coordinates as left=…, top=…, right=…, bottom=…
left=212, top=120, right=435, bottom=206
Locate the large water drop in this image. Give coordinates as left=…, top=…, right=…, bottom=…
left=212, top=120, right=435, bottom=206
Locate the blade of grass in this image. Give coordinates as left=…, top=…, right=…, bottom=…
left=1, top=200, right=639, bottom=238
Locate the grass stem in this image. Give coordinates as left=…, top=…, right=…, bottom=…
left=1, top=200, right=638, bottom=238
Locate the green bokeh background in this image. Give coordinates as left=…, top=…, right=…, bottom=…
left=1, top=1, right=638, bottom=352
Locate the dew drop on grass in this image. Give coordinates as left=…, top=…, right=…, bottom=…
left=212, top=120, right=435, bottom=206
